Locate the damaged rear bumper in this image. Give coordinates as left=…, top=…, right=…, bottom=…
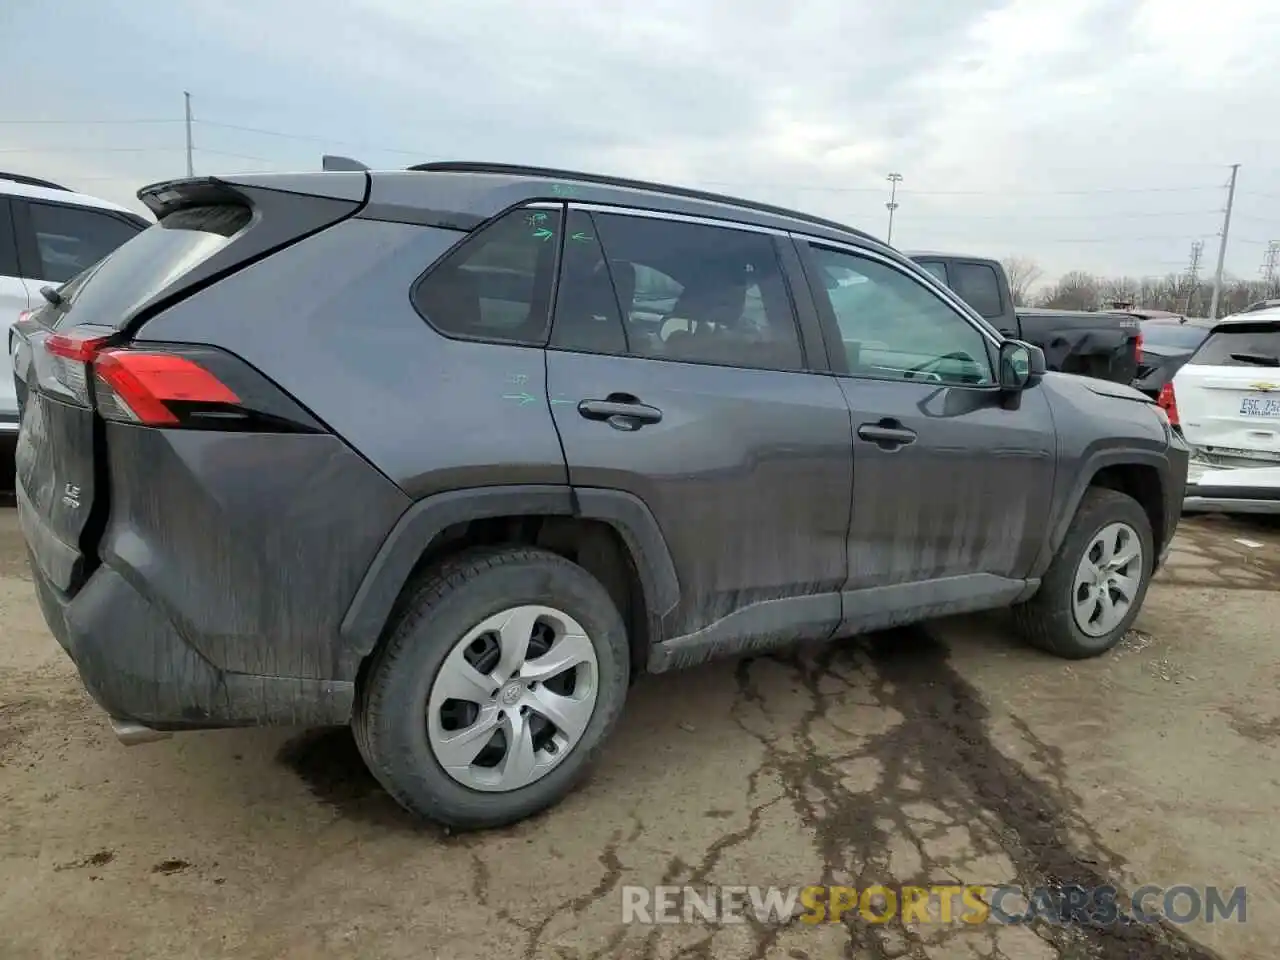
left=27, top=549, right=355, bottom=732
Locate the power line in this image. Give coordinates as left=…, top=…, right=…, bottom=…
left=194, top=119, right=429, bottom=157
left=0, top=118, right=181, bottom=125
left=0, top=146, right=184, bottom=154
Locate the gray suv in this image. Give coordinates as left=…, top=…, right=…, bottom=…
left=11, top=163, right=1188, bottom=830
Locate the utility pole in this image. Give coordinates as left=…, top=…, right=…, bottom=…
left=1207, top=163, right=1239, bottom=321
left=1184, top=240, right=1203, bottom=314
left=885, top=173, right=903, bottom=245
left=184, top=91, right=194, bottom=177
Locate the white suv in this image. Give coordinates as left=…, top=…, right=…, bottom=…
left=2, top=174, right=149, bottom=439
left=1165, top=304, right=1280, bottom=514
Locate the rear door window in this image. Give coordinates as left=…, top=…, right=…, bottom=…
left=951, top=261, right=1004, bottom=319
left=1189, top=324, right=1280, bottom=367
left=588, top=212, right=805, bottom=371
left=26, top=201, right=143, bottom=283
left=50, top=203, right=250, bottom=330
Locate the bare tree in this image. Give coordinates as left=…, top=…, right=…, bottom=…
left=1038, top=271, right=1099, bottom=311
left=1001, top=256, right=1043, bottom=307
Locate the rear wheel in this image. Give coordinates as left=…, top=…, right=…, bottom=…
left=1013, top=488, right=1154, bottom=659
left=354, top=546, right=630, bottom=829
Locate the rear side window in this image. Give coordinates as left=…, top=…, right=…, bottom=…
left=52, top=203, right=249, bottom=330
left=412, top=207, right=562, bottom=345
left=27, top=201, right=142, bottom=283
left=0, top=198, right=18, bottom=276
left=1189, top=324, right=1280, bottom=367
left=951, top=262, right=1003, bottom=319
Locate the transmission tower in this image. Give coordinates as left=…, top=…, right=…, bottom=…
left=1183, top=240, right=1204, bottom=314
left=1262, top=241, right=1279, bottom=294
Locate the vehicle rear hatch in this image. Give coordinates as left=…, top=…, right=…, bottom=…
left=1173, top=319, right=1280, bottom=469
left=10, top=173, right=366, bottom=596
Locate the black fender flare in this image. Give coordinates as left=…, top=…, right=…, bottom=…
left=336, top=484, right=679, bottom=678
left=1030, top=448, right=1170, bottom=579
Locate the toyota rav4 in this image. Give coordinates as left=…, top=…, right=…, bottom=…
left=12, top=162, right=1188, bottom=830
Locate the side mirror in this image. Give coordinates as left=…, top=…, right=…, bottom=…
left=998, top=340, right=1046, bottom=390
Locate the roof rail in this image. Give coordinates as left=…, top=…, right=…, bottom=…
left=0, top=172, right=69, bottom=191
left=407, top=161, right=876, bottom=241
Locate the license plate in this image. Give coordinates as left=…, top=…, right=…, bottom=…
left=1239, top=395, right=1280, bottom=417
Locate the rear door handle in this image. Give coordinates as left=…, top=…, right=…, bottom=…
left=578, top=398, right=663, bottom=429
left=857, top=422, right=917, bottom=447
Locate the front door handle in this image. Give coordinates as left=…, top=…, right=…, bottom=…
left=578, top=397, right=663, bottom=429
left=857, top=422, right=917, bottom=447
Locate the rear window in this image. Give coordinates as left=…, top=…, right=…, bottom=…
left=1140, top=320, right=1209, bottom=350
left=951, top=262, right=1004, bottom=319
left=52, top=204, right=250, bottom=330
left=1188, top=323, right=1280, bottom=367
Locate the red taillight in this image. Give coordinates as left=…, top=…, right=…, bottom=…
left=45, top=330, right=110, bottom=362
left=1134, top=332, right=1143, bottom=365
left=94, top=350, right=240, bottom=425
left=1157, top=382, right=1179, bottom=427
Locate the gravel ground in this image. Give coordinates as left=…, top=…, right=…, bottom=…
left=1, top=506, right=1277, bottom=960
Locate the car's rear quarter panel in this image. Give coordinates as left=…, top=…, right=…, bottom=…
left=100, top=424, right=411, bottom=680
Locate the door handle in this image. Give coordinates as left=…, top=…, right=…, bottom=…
left=578, top=397, right=663, bottom=429
left=857, top=422, right=917, bottom=447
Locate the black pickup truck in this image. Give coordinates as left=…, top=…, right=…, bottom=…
left=906, top=252, right=1142, bottom=385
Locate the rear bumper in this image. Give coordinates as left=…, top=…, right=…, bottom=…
left=21, top=487, right=355, bottom=730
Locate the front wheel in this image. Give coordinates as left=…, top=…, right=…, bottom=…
left=353, top=546, right=630, bottom=830
left=1013, top=488, right=1155, bottom=659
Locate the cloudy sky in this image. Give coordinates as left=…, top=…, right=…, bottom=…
left=3, top=0, right=1278, bottom=284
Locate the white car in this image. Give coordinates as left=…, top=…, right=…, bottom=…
left=1164, top=305, right=1280, bottom=514
left=2, top=174, right=149, bottom=439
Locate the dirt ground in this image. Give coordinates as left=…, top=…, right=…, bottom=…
left=1, top=505, right=1278, bottom=960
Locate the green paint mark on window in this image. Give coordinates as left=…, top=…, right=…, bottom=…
left=532, top=227, right=554, bottom=242
left=570, top=231, right=593, bottom=243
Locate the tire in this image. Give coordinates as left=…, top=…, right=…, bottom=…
left=353, top=545, right=630, bottom=830
left=1013, top=487, right=1155, bottom=659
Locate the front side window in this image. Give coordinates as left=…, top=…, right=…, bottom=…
left=584, top=213, right=804, bottom=371
left=27, top=201, right=141, bottom=284
left=812, top=246, right=994, bottom=386
left=412, top=207, right=562, bottom=345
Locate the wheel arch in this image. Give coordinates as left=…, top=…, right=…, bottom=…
left=1034, top=450, right=1168, bottom=579
left=338, top=484, right=679, bottom=680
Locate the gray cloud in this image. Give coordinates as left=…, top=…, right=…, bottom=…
left=3, top=0, right=1278, bottom=283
